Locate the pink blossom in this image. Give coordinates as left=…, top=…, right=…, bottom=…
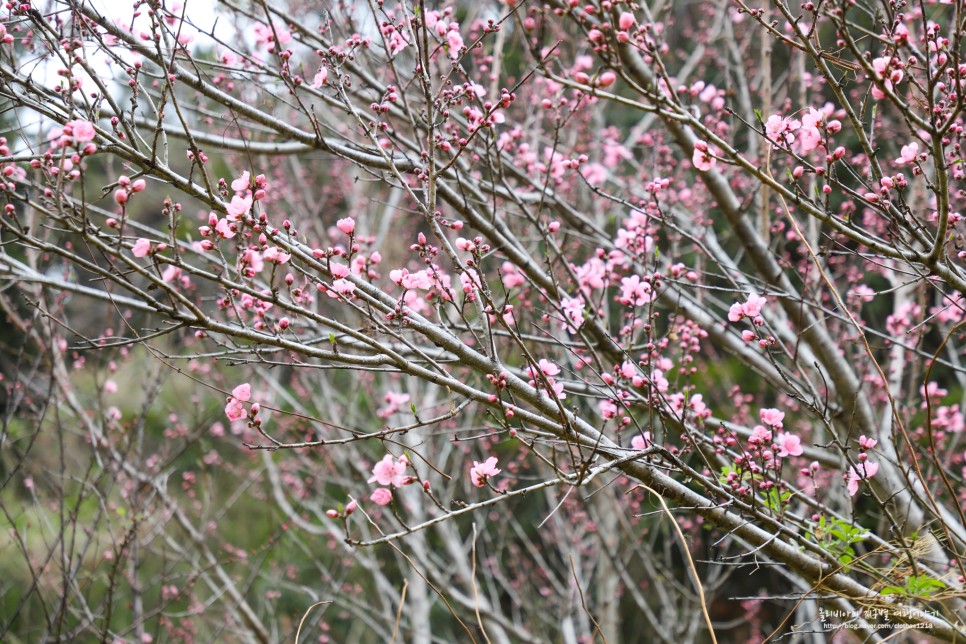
left=131, top=238, right=152, bottom=257
left=619, top=274, right=653, bottom=306
left=922, top=382, right=948, bottom=401
left=858, top=435, right=877, bottom=450
left=232, top=383, right=251, bottom=401
left=68, top=119, right=97, bottom=142
left=310, top=67, right=328, bottom=88
left=231, top=171, right=250, bottom=192
left=385, top=27, right=408, bottom=55
left=648, top=369, right=669, bottom=394
left=336, top=217, right=355, bottom=235
left=692, top=141, right=716, bottom=172
left=764, top=114, right=800, bottom=147
left=253, top=22, right=291, bottom=48
left=329, top=278, right=355, bottom=298
left=401, top=270, right=432, bottom=290
left=849, top=285, right=876, bottom=303
left=689, top=394, right=710, bottom=418
left=368, top=454, right=409, bottom=487
left=742, top=293, right=766, bottom=317
left=728, top=302, right=744, bottom=322
left=378, top=391, right=411, bottom=418
left=599, top=399, right=618, bottom=419
left=560, top=296, right=585, bottom=332
left=470, top=456, right=501, bottom=487
left=161, top=265, right=182, bottom=283
left=330, top=262, right=350, bottom=279
left=749, top=425, right=773, bottom=446
left=631, top=432, right=651, bottom=450
left=798, top=108, right=824, bottom=152
left=729, top=293, right=767, bottom=322
left=895, top=141, right=918, bottom=165
left=775, top=432, right=803, bottom=457
left=226, top=194, right=253, bottom=219
left=870, top=57, right=903, bottom=100
left=262, top=247, right=291, bottom=264
left=619, top=361, right=637, bottom=379
left=548, top=379, right=567, bottom=399
left=370, top=487, right=393, bottom=506
left=446, top=29, right=464, bottom=59
left=893, top=22, right=910, bottom=44
left=215, top=218, right=236, bottom=239
left=618, top=12, right=635, bottom=30
left=847, top=460, right=879, bottom=496
left=538, top=359, right=560, bottom=377
left=759, top=408, right=784, bottom=428
left=224, top=398, right=246, bottom=421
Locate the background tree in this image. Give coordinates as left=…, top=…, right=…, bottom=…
left=2, top=0, right=966, bottom=641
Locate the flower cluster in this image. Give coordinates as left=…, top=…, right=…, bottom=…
left=367, top=454, right=415, bottom=506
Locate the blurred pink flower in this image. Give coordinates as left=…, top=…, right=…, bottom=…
left=68, top=119, right=96, bottom=142
left=131, top=238, right=151, bottom=257
left=631, top=433, right=651, bottom=450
